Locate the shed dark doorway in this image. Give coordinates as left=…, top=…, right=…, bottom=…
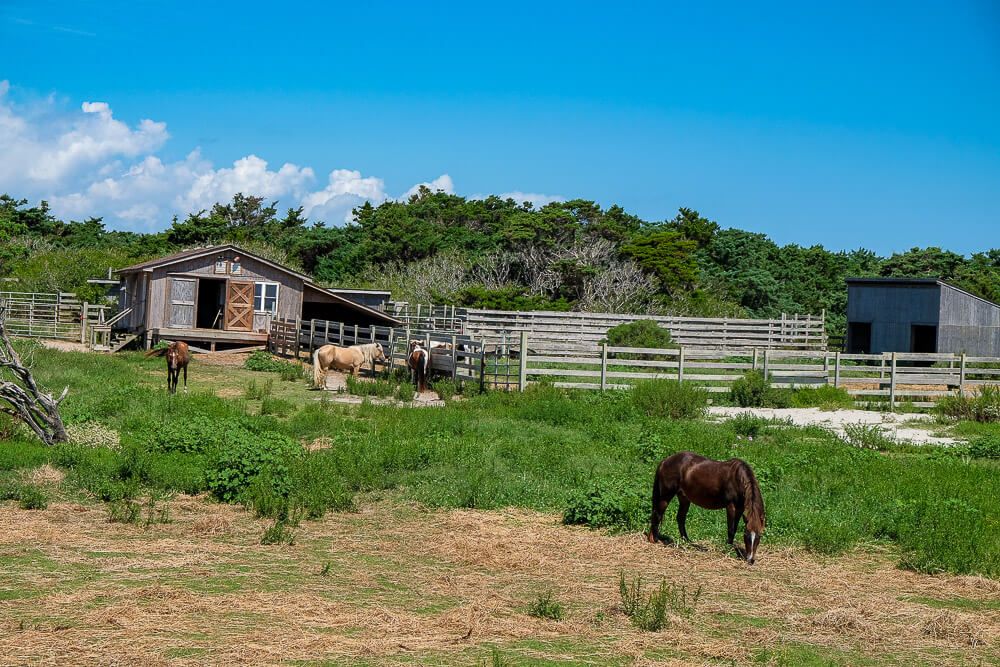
left=847, top=322, right=872, bottom=354
left=910, top=325, right=937, bottom=353
left=196, top=278, right=226, bottom=329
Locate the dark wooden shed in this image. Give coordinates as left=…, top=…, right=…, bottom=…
left=846, top=277, right=1000, bottom=355
left=115, top=244, right=399, bottom=350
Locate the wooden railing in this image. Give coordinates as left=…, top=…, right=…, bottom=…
left=515, top=333, right=1000, bottom=409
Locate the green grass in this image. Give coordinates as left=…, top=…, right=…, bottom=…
left=8, top=345, right=1000, bottom=578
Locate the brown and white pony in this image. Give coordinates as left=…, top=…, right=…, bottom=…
left=408, top=340, right=430, bottom=392
left=146, top=341, right=191, bottom=394
left=312, top=342, right=387, bottom=388
left=648, top=451, right=766, bottom=565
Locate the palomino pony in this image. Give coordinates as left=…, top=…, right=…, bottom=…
left=312, top=342, right=387, bottom=388
left=648, top=451, right=766, bottom=565
left=408, top=341, right=430, bottom=392
left=145, top=341, right=191, bottom=395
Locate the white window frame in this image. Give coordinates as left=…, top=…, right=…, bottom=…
left=254, top=282, right=279, bottom=315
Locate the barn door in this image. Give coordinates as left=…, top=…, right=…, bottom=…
left=224, top=281, right=254, bottom=331
left=167, top=278, right=196, bottom=328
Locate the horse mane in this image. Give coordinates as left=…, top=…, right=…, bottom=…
left=738, top=461, right=766, bottom=530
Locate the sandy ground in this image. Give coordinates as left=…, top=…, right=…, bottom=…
left=0, top=493, right=995, bottom=666
left=36, top=339, right=90, bottom=353
left=322, top=369, right=445, bottom=407
left=708, top=406, right=960, bottom=446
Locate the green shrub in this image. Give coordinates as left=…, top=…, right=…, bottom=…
left=395, top=384, right=416, bottom=402
left=603, top=320, right=676, bottom=352
left=205, top=432, right=302, bottom=502
left=730, top=371, right=771, bottom=407
left=527, top=590, right=564, bottom=621
left=434, top=379, right=466, bottom=402
left=730, top=411, right=776, bottom=439
left=563, top=477, right=646, bottom=532
left=260, top=396, right=294, bottom=417
left=345, top=375, right=397, bottom=398
left=619, top=572, right=700, bottom=631
left=788, top=384, right=854, bottom=409
left=628, top=380, right=707, bottom=419
left=245, top=351, right=302, bottom=380
left=16, top=484, right=49, bottom=510
left=152, top=415, right=237, bottom=454
left=245, top=378, right=274, bottom=400
left=842, top=422, right=895, bottom=450
left=968, top=435, right=1000, bottom=459
left=260, top=519, right=296, bottom=545
left=937, top=386, right=1000, bottom=422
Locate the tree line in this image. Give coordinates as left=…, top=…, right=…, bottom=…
left=2, top=190, right=998, bottom=337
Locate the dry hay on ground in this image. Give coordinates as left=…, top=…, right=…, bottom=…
left=0, top=494, right=996, bottom=666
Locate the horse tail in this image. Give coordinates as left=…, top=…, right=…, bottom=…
left=416, top=350, right=428, bottom=390
left=313, top=348, right=325, bottom=388
left=145, top=348, right=167, bottom=358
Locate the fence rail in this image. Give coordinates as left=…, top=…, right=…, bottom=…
left=381, top=301, right=827, bottom=352
left=268, top=317, right=520, bottom=390
left=0, top=292, right=111, bottom=343
left=516, top=334, right=1000, bottom=408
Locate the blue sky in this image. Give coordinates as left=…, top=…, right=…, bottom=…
left=1, top=1, right=998, bottom=254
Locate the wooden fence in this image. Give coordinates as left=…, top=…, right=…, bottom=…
left=268, top=318, right=505, bottom=389
left=381, top=302, right=827, bottom=352
left=0, top=292, right=110, bottom=343
left=512, top=332, right=1000, bottom=409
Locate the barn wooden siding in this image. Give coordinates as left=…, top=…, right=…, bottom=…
left=938, top=284, right=1000, bottom=356
left=146, top=252, right=303, bottom=331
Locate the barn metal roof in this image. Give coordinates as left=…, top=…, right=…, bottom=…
left=846, top=277, right=1000, bottom=310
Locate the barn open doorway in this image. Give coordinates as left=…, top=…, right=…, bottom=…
left=196, top=278, right=226, bottom=329
left=910, top=325, right=937, bottom=353
left=847, top=322, right=872, bottom=354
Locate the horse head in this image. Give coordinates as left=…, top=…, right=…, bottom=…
left=372, top=342, right=387, bottom=362
left=743, top=512, right=765, bottom=565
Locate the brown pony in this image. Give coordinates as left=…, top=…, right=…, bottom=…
left=145, top=341, right=190, bottom=395
left=408, top=341, right=430, bottom=392
left=648, top=451, right=766, bottom=564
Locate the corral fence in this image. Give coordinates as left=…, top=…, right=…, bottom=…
left=382, top=302, right=827, bottom=352
left=512, top=331, right=1000, bottom=409
left=268, top=317, right=519, bottom=390
left=272, top=318, right=1000, bottom=408
left=0, top=291, right=111, bottom=343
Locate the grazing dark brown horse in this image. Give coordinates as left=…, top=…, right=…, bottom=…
left=648, top=451, right=766, bottom=564
left=407, top=340, right=429, bottom=392
left=146, top=341, right=190, bottom=394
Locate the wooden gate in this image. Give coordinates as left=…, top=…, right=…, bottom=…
left=224, top=281, right=254, bottom=331
left=167, top=278, right=196, bottom=328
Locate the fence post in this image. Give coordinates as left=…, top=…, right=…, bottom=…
left=80, top=302, right=89, bottom=344
left=354, top=324, right=359, bottom=345
left=518, top=331, right=528, bottom=392
left=678, top=346, right=685, bottom=382
left=752, top=348, right=758, bottom=372
left=889, top=352, right=897, bottom=411
left=959, top=353, right=967, bottom=396
left=451, top=334, right=458, bottom=380
left=309, top=319, right=316, bottom=353
left=324, top=320, right=329, bottom=347
left=388, top=328, right=396, bottom=375
left=296, top=319, right=303, bottom=358
left=339, top=322, right=344, bottom=346
left=823, top=353, right=830, bottom=383
left=762, top=349, right=769, bottom=379
left=834, top=351, right=841, bottom=388
left=479, top=342, right=487, bottom=394
left=600, top=342, right=608, bottom=391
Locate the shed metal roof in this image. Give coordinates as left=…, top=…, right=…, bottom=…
left=846, top=277, right=1000, bottom=310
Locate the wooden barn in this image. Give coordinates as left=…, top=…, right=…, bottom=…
left=846, top=277, right=1000, bottom=355
left=115, top=244, right=399, bottom=351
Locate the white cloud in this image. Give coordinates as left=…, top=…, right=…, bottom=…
left=402, top=174, right=455, bottom=199
left=301, top=169, right=388, bottom=223
left=0, top=82, right=561, bottom=230
left=497, top=191, right=564, bottom=207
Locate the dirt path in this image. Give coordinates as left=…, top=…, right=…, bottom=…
left=0, top=494, right=995, bottom=665
left=708, top=406, right=960, bottom=446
